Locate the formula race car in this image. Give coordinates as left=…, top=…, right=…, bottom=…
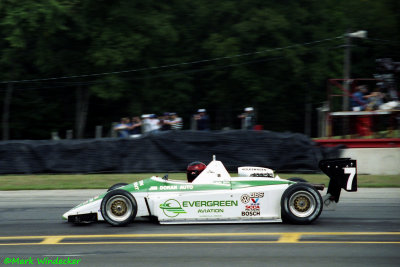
left=63, top=156, right=357, bottom=226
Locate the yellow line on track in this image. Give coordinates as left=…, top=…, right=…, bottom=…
left=0, top=241, right=399, bottom=246
left=40, top=237, right=64, bottom=244
left=277, top=233, right=302, bottom=243
left=0, top=232, right=399, bottom=240
left=0, top=232, right=398, bottom=246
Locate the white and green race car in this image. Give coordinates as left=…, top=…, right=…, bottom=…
left=63, top=156, right=357, bottom=226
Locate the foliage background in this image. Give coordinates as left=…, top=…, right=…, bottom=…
left=0, top=0, right=399, bottom=139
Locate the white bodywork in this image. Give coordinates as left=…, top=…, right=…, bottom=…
left=63, top=156, right=358, bottom=225
left=63, top=159, right=298, bottom=224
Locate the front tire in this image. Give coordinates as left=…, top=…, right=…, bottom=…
left=281, top=183, right=323, bottom=224
left=101, top=189, right=137, bottom=226
left=107, top=183, right=128, bottom=192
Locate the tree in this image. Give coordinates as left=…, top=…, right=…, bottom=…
left=0, top=0, right=398, bottom=139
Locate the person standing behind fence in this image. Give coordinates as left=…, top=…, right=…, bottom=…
left=238, top=107, right=255, bottom=130
left=113, top=117, right=131, bottom=137
left=141, top=114, right=152, bottom=133
left=160, top=112, right=172, bottom=131
left=194, top=109, right=209, bottom=130
left=350, top=85, right=369, bottom=111
left=129, top=116, right=142, bottom=135
left=169, top=112, right=183, bottom=130
left=366, top=88, right=385, bottom=111
left=149, top=114, right=161, bottom=133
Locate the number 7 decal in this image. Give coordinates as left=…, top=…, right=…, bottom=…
left=344, top=167, right=356, bottom=191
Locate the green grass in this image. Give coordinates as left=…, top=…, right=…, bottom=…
left=278, top=174, right=400, bottom=188
left=0, top=172, right=399, bottom=190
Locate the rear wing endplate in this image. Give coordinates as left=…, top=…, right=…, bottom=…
left=319, top=158, right=357, bottom=203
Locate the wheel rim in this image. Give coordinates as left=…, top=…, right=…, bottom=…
left=105, top=195, right=133, bottom=222
left=288, top=190, right=316, bottom=218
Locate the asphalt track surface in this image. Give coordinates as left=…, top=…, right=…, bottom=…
left=0, top=188, right=399, bottom=267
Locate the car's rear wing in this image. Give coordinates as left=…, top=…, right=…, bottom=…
left=319, top=158, right=357, bottom=203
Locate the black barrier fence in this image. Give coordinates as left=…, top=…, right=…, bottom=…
left=0, top=130, right=341, bottom=174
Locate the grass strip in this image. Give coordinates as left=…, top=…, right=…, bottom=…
left=0, top=173, right=399, bottom=190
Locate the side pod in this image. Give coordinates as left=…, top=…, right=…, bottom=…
left=319, top=158, right=357, bottom=203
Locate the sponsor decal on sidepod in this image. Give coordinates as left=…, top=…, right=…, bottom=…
left=160, top=199, right=238, bottom=217
left=241, top=192, right=264, bottom=216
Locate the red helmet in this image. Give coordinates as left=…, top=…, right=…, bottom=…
left=186, top=161, right=206, bottom=182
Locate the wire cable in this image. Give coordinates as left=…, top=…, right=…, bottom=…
left=0, top=36, right=343, bottom=84
left=1, top=56, right=285, bottom=91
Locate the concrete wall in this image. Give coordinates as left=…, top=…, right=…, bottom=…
left=340, top=148, right=400, bottom=175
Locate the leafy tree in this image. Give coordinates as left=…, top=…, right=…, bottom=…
left=0, top=0, right=398, bottom=139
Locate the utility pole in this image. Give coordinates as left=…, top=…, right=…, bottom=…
left=342, top=30, right=367, bottom=136
left=343, top=30, right=352, bottom=112
left=75, top=85, right=89, bottom=139
left=2, top=82, right=13, bottom=140
left=342, top=30, right=367, bottom=104
left=304, top=90, right=312, bottom=136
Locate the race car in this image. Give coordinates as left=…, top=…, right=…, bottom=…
left=63, top=156, right=357, bottom=226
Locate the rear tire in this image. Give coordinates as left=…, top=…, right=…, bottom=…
left=101, top=189, right=137, bottom=226
left=281, top=183, right=323, bottom=224
left=288, top=177, right=308, bottom=183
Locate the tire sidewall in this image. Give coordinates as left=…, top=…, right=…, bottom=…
left=281, top=183, right=323, bottom=224
left=101, top=189, right=137, bottom=226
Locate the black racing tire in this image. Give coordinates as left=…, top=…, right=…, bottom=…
left=101, top=189, right=137, bottom=226
left=107, top=183, right=128, bottom=192
left=288, top=177, right=308, bottom=183
left=281, top=183, right=323, bottom=224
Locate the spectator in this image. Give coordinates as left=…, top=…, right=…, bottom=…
left=169, top=112, right=183, bottom=130
left=148, top=114, right=161, bottom=133
left=366, top=88, right=385, bottom=111
left=113, top=117, right=131, bottom=137
left=238, top=107, right=255, bottom=130
left=129, top=116, right=142, bottom=135
left=160, top=112, right=172, bottom=131
left=141, top=114, right=152, bottom=133
left=194, top=109, right=209, bottom=130
left=350, top=85, right=369, bottom=111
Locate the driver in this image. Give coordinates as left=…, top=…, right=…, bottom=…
left=186, top=161, right=206, bottom=182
